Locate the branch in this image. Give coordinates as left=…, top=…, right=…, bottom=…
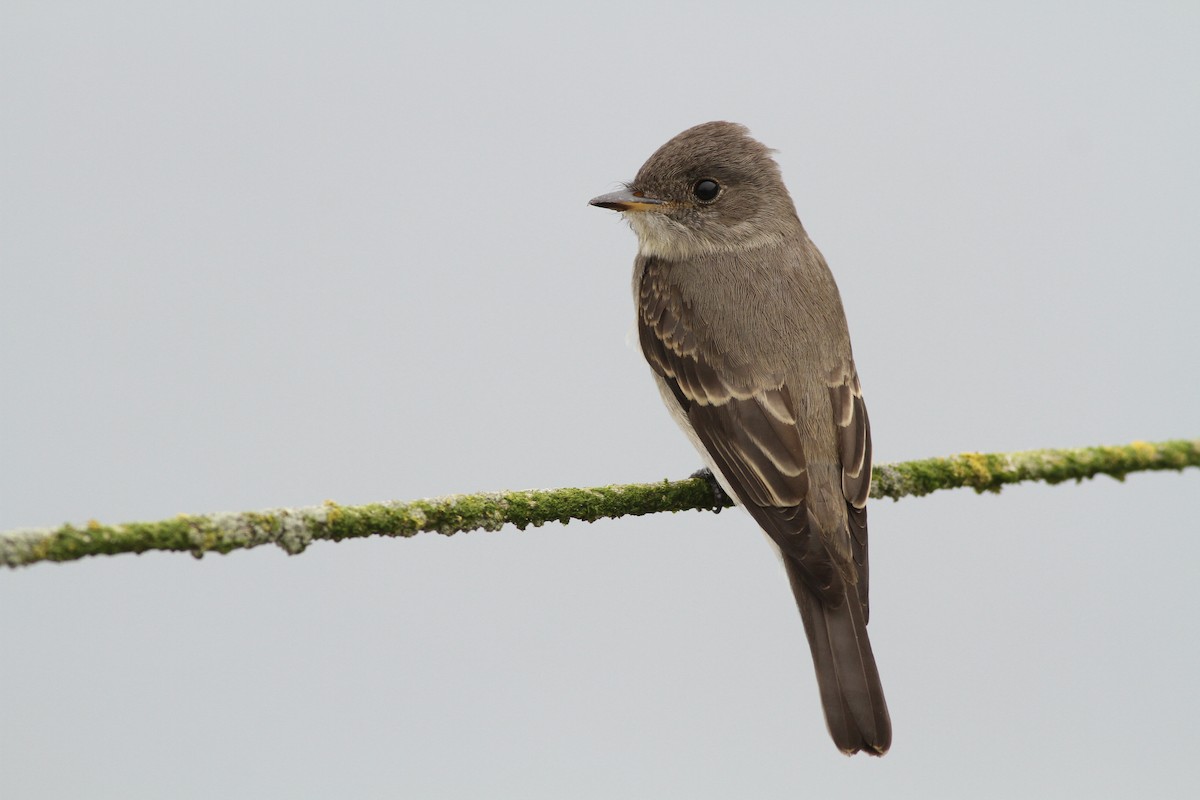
left=2, top=438, right=1196, bottom=569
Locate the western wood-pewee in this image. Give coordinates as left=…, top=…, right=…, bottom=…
left=590, top=121, right=891, bottom=755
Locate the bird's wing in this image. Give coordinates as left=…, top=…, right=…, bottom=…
left=638, top=258, right=870, bottom=609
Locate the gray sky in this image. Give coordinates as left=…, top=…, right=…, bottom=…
left=2, top=2, right=1198, bottom=797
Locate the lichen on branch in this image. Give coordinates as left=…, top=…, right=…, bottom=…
left=2, top=438, right=1196, bottom=569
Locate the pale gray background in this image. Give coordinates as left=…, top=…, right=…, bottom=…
left=2, top=2, right=1198, bottom=798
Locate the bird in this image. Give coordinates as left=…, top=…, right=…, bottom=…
left=589, top=121, right=891, bottom=755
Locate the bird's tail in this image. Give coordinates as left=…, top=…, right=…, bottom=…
left=785, top=558, right=891, bottom=756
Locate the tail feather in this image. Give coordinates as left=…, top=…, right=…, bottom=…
left=786, top=556, right=891, bottom=755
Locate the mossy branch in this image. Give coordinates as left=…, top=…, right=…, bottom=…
left=2, top=438, right=1196, bottom=569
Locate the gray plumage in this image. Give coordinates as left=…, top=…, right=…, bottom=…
left=590, top=121, right=891, bottom=756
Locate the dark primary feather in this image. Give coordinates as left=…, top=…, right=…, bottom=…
left=830, top=376, right=873, bottom=616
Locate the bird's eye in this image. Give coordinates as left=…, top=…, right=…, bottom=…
left=692, top=179, right=721, bottom=203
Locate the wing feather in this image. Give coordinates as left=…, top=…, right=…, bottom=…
left=829, top=376, right=873, bottom=616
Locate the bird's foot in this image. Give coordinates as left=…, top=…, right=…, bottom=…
left=690, top=467, right=734, bottom=510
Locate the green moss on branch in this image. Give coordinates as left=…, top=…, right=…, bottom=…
left=2, top=438, right=1196, bottom=569
left=869, top=439, right=1199, bottom=499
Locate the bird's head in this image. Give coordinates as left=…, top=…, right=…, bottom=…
left=589, top=121, right=801, bottom=259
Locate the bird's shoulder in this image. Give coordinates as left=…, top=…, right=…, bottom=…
left=635, top=236, right=852, bottom=388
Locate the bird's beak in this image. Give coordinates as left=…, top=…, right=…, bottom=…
left=588, top=189, right=666, bottom=212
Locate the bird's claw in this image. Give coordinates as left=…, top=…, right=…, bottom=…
left=690, top=467, right=734, bottom=510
